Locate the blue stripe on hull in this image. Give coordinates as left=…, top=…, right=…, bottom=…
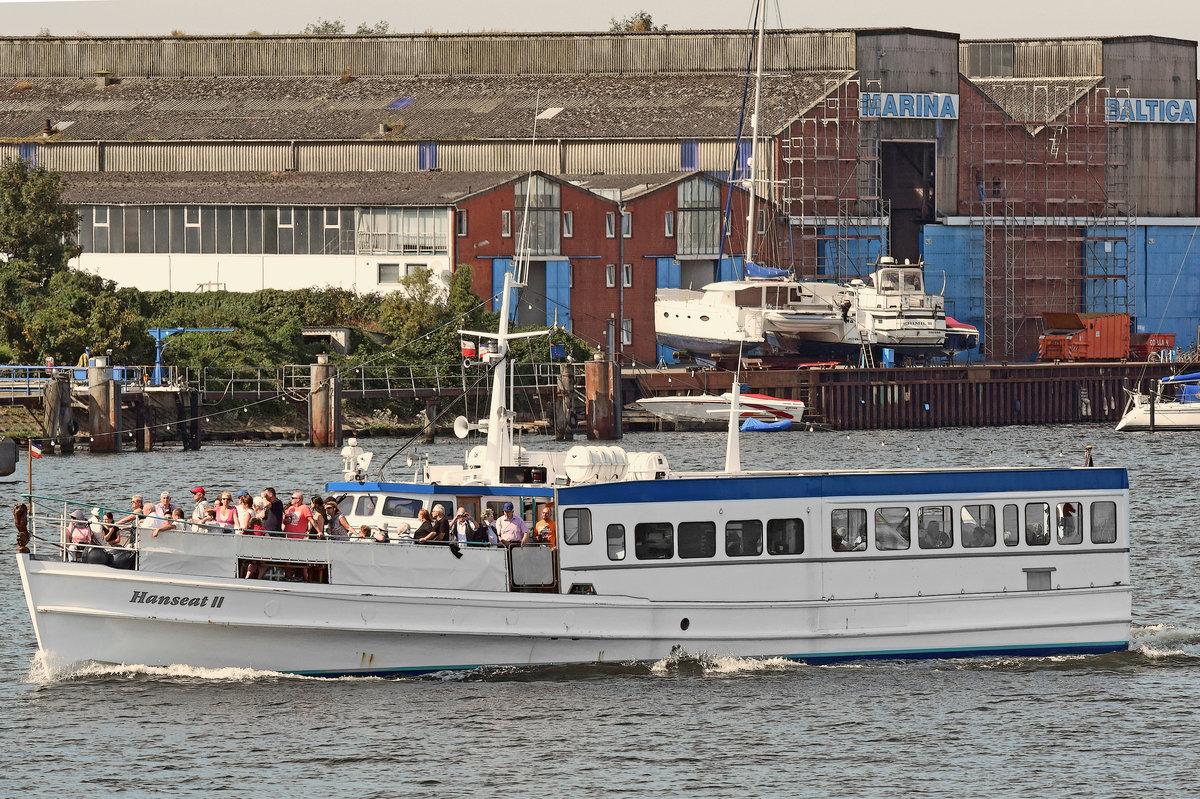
left=558, top=467, right=1128, bottom=505
left=283, top=641, right=1129, bottom=677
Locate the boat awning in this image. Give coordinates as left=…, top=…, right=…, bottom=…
left=1162, top=372, right=1200, bottom=384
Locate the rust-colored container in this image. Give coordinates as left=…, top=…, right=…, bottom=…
left=1037, top=313, right=1131, bottom=361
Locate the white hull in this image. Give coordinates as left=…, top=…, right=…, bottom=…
left=1115, top=395, right=1200, bottom=431
left=18, top=555, right=1130, bottom=675
left=634, top=393, right=805, bottom=424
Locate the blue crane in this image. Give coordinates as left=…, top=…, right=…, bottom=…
left=149, top=327, right=235, bottom=386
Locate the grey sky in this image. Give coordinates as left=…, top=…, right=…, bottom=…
left=0, top=0, right=1197, bottom=47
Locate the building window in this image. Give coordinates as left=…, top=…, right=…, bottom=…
left=378, top=263, right=401, bottom=284
left=455, top=209, right=467, bottom=237
left=94, top=206, right=109, bottom=226
left=665, top=211, right=675, bottom=238
left=756, top=208, right=768, bottom=235
left=568, top=262, right=574, bottom=288
left=501, top=210, right=512, bottom=238
left=677, top=178, right=721, bottom=256
left=513, top=175, right=562, bottom=255
left=418, top=141, right=437, bottom=171
left=605, top=211, right=616, bottom=238
left=621, top=318, right=632, bottom=346
left=622, top=263, right=632, bottom=288
left=563, top=508, right=592, bottom=545
left=634, top=522, right=673, bottom=560
left=621, top=211, right=632, bottom=238
left=184, top=206, right=200, bottom=227
left=278, top=207, right=293, bottom=228
left=680, top=139, right=699, bottom=171
left=324, top=208, right=340, bottom=229
left=606, top=263, right=616, bottom=288
left=563, top=210, right=573, bottom=238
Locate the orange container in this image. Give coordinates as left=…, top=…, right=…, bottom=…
left=1037, top=313, right=1131, bottom=361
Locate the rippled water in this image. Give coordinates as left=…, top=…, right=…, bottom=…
left=2, top=426, right=1198, bottom=797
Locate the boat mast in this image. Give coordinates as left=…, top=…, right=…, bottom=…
left=481, top=94, right=541, bottom=481
left=744, top=0, right=766, bottom=268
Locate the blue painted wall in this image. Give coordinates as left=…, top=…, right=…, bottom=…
left=920, top=225, right=981, bottom=360
left=1132, top=225, right=1200, bottom=349
left=545, top=260, right=572, bottom=330
left=490, top=258, right=517, bottom=322
left=655, top=257, right=682, bottom=364
left=816, top=226, right=885, bottom=278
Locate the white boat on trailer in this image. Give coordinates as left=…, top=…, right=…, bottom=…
left=15, top=265, right=1133, bottom=675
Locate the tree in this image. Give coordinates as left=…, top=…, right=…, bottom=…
left=355, top=20, right=392, bottom=35
left=0, top=158, right=81, bottom=289
left=303, top=17, right=346, bottom=35
left=609, top=11, right=665, bottom=32
left=19, top=270, right=151, bottom=363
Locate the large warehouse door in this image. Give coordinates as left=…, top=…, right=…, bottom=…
left=882, top=141, right=935, bottom=264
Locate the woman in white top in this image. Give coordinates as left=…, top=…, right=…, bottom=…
left=235, top=492, right=255, bottom=533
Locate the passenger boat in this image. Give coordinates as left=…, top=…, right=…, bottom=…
left=13, top=259, right=1134, bottom=674
left=1115, top=371, right=1200, bottom=431
left=633, top=391, right=805, bottom=424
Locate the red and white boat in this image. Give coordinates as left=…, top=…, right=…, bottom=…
left=634, top=392, right=805, bottom=424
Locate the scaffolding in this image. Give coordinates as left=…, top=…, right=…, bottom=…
left=780, top=78, right=888, bottom=281
left=966, top=82, right=1134, bottom=360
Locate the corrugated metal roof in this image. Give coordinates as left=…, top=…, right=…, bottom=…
left=0, top=72, right=851, bottom=142
left=969, top=77, right=1103, bottom=131
left=58, top=170, right=528, bottom=206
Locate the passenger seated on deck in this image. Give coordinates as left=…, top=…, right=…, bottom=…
left=351, top=524, right=371, bottom=542
left=413, top=508, right=436, bottom=543
left=153, top=508, right=187, bottom=537
left=101, top=512, right=122, bottom=547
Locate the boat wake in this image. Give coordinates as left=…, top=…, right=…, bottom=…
left=26, top=652, right=322, bottom=685
left=1131, top=623, right=1200, bottom=659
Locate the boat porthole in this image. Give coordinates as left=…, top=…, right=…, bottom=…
left=680, top=618, right=690, bottom=631
left=699, top=315, right=709, bottom=321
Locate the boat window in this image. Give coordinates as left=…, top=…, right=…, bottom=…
left=1090, top=501, right=1117, bottom=544
left=725, top=519, right=763, bottom=557
left=563, top=509, right=592, bottom=545
left=1056, top=502, right=1082, bottom=545
left=678, top=521, right=716, bottom=559
left=634, top=522, right=674, bottom=560
left=355, top=495, right=378, bottom=516
left=767, top=518, right=804, bottom=555
left=607, top=524, right=626, bottom=561
left=917, top=506, right=953, bottom=549
left=1002, top=504, right=1019, bottom=546
left=960, top=505, right=996, bottom=548
left=381, top=497, right=422, bottom=517
left=879, top=270, right=899, bottom=293
left=874, top=507, right=910, bottom=551
left=831, top=508, right=867, bottom=552
left=1025, top=503, right=1050, bottom=546
left=901, top=270, right=923, bottom=293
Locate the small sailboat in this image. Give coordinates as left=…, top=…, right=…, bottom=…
left=1115, top=371, right=1200, bottom=431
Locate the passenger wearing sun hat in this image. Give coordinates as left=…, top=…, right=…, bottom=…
left=497, top=501, right=530, bottom=547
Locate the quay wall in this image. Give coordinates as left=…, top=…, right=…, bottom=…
left=630, top=363, right=1177, bottom=431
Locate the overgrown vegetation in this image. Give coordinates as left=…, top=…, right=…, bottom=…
left=609, top=11, right=666, bottom=32
left=0, top=158, right=594, bottom=372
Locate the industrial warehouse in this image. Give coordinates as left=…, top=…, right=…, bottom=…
left=0, top=28, right=1196, bottom=362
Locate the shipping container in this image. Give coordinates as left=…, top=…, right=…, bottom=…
left=1037, top=312, right=1131, bottom=361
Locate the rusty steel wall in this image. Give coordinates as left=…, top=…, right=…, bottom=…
left=0, top=31, right=856, bottom=78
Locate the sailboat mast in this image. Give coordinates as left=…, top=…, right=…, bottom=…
left=745, top=0, right=766, bottom=266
